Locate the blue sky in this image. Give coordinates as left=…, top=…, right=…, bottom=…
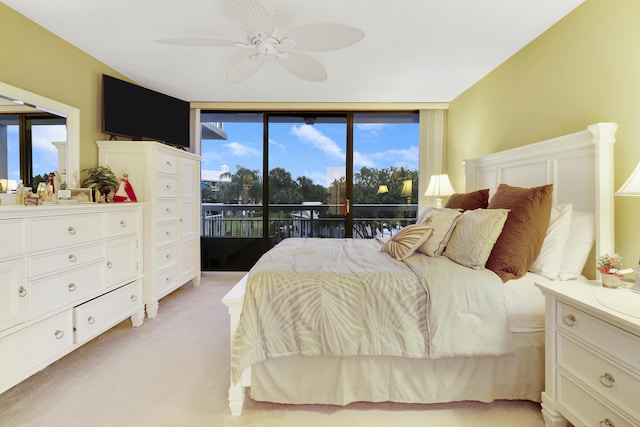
left=201, top=121, right=419, bottom=187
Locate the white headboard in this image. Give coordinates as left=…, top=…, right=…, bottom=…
left=463, top=123, right=618, bottom=275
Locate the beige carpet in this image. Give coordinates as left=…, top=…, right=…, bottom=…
left=0, top=272, right=545, bottom=427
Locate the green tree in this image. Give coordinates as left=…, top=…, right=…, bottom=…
left=218, top=166, right=262, bottom=204
left=269, top=167, right=301, bottom=203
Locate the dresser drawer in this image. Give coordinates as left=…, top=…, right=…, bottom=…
left=30, top=262, right=104, bottom=318
left=106, top=209, right=138, bottom=238
left=0, top=258, right=28, bottom=333
left=559, top=374, right=636, bottom=427
left=156, top=151, right=178, bottom=174
left=559, top=334, right=640, bottom=419
left=30, top=213, right=104, bottom=251
left=30, top=242, right=104, bottom=278
left=156, top=175, right=178, bottom=196
left=557, top=302, right=640, bottom=370
left=74, top=281, right=141, bottom=344
left=156, top=199, right=179, bottom=221
left=156, top=244, right=178, bottom=269
left=0, top=310, right=73, bottom=389
left=156, top=264, right=178, bottom=298
left=156, top=222, right=179, bottom=246
left=0, top=218, right=26, bottom=258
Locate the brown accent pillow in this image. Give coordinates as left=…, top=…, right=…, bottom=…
left=444, top=189, right=490, bottom=211
left=485, top=183, right=553, bottom=281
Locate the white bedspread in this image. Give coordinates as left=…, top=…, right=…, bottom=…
left=230, top=238, right=513, bottom=383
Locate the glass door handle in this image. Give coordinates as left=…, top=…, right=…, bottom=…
left=345, top=198, right=350, bottom=214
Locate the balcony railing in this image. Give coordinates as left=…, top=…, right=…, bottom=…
left=201, top=203, right=418, bottom=241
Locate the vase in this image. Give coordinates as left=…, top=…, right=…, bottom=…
left=601, top=273, right=621, bottom=288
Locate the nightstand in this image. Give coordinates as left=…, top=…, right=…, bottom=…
left=536, top=280, right=640, bottom=427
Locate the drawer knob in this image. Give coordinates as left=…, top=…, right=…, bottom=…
left=130, top=294, right=138, bottom=302
left=67, top=226, right=77, bottom=235
left=166, top=161, right=172, bottom=167
left=87, top=316, right=96, bottom=325
left=600, top=419, right=615, bottom=427
left=68, top=254, right=77, bottom=262
left=68, top=283, right=77, bottom=292
left=166, top=184, right=172, bottom=190
left=166, top=277, right=171, bottom=283
left=107, top=261, right=113, bottom=269
left=166, top=254, right=172, bottom=260
left=18, top=286, right=27, bottom=297
left=54, top=330, right=64, bottom=339
left=166, top=231, right=172, bottom=237
left=166, top=208, right=172, bottom=213
left=599, top=372, right=616, bottom=388
left=120, top=220, right=127, bottom=228
left=563, top=314, right=576, bottom=327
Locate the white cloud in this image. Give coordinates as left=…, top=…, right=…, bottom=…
left=225, top=141, right=260, bottom=157
left=290, top=125, right=344, bottom=160
left=355, top=123, right=386, bottom=135
left=269, top=138, right=285, bottom=151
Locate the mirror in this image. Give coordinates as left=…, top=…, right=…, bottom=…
left=0, top=81, right=79, bottom=192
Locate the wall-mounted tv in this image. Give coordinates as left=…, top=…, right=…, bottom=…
left=102, top=74, right=190, bottom=148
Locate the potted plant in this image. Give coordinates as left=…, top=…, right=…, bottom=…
left=597, top=253, right=633, bottom=288
left=82, top=165, right=120, bottom=202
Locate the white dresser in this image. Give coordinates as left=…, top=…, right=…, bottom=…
left=536, top=280, right=640, bottom=427
left=0, top=203, right=144, bottom=395
left=97, top=140, right=201, bottom=318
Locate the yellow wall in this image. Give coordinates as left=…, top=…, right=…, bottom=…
left=0, top=3, right=130, bottom=171
left=448, top=0, right=640, bottom=270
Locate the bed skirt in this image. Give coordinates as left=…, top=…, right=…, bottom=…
left=249, top=331, right=544, bottom=406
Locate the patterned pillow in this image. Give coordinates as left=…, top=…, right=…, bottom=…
left=443, top=209, right=509, bottom=269
left=380, top=224, right=433, bottom=260
left=416, top=208, right=463, bottom=257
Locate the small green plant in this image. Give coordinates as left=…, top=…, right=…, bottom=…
left=82, top=165, right=120, bottom=201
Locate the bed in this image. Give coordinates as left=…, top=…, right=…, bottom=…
left=222, top=122, right=618, bottom=416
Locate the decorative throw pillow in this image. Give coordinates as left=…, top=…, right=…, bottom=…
left=530, top=203, right=573, bottom=280
left=380, top=224, right=433, bottom=261
left=443, top=208, right=509, bottom=269
left=485, top=183, right=553, bottom=282
left=444, top=188, right=490, bottom=211
left=558, top=211, right=595, bottom=280
left=416, top=208, right=463, bottom=257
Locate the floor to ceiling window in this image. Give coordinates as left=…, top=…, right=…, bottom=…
left=200, top=110, right=419, bottom=271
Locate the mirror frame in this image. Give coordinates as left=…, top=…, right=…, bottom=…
left=0, top=81, right=80, bottom=189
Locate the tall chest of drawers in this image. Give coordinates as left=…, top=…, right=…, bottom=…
left=97, top=140, right=201, bottom=318
left=536, top=280, right=640, bottom=427
left=0, top=203, right=144, bottom=395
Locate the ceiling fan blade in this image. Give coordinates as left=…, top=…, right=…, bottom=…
left=284, top=23, right=365, bottom=51
left=278, top=51, right=327, bottom=82
left=156, top=37, right=236, bottom=47
left=224, top=0, right=275, bottom=36
left=227, top=55, right=265, bottom=83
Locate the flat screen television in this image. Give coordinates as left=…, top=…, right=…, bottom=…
left=102, top=74, right=190, bottom=148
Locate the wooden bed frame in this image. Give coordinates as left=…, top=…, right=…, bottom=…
left=222, top=122, right=618, bottom=416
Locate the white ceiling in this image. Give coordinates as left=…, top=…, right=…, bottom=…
left=4, top=0, right=584, bottom=104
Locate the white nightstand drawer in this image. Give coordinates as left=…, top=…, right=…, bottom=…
left=30, top=242, right=104, bottom=278
left=74, top=281, right=141, bottom=344
left=559, top=375, right=636, bottom=427
left=559, top=334, right=640, bottom=419
left=30, top=262, right=104, bottom=318
left=156, top=152, right=178, bottom=175
left=30, top=213, right=103, bottom=252
left=557, top=301, right=640, bottom=370
left=106, top=210, right=138, bottom=238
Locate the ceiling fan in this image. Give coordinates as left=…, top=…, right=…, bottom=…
left=156, top=0, right=365, bottom=83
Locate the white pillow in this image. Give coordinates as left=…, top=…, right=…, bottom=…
left=380, top=224, right=433, bottom=261
left=530, top=203, right=573, bottom=280
left=558, top=211, right=595, bottom=280
left=416, top=208, right=463, bottom=257
left=443, top=208, right=509, bottom=270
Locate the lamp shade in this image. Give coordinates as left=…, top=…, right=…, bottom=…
left=400, top=180, right=413, bottom=197
left=616, top=161, right=640, bottom=196
left=376, top=184, right=389, bottom=194
left=424, top=174, right=456, bottom=197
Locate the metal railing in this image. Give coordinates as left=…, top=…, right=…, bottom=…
left=201, top=203, right=418, bottom=241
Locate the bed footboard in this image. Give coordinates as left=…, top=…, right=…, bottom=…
left=221, top=273, right=250, bottom=416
